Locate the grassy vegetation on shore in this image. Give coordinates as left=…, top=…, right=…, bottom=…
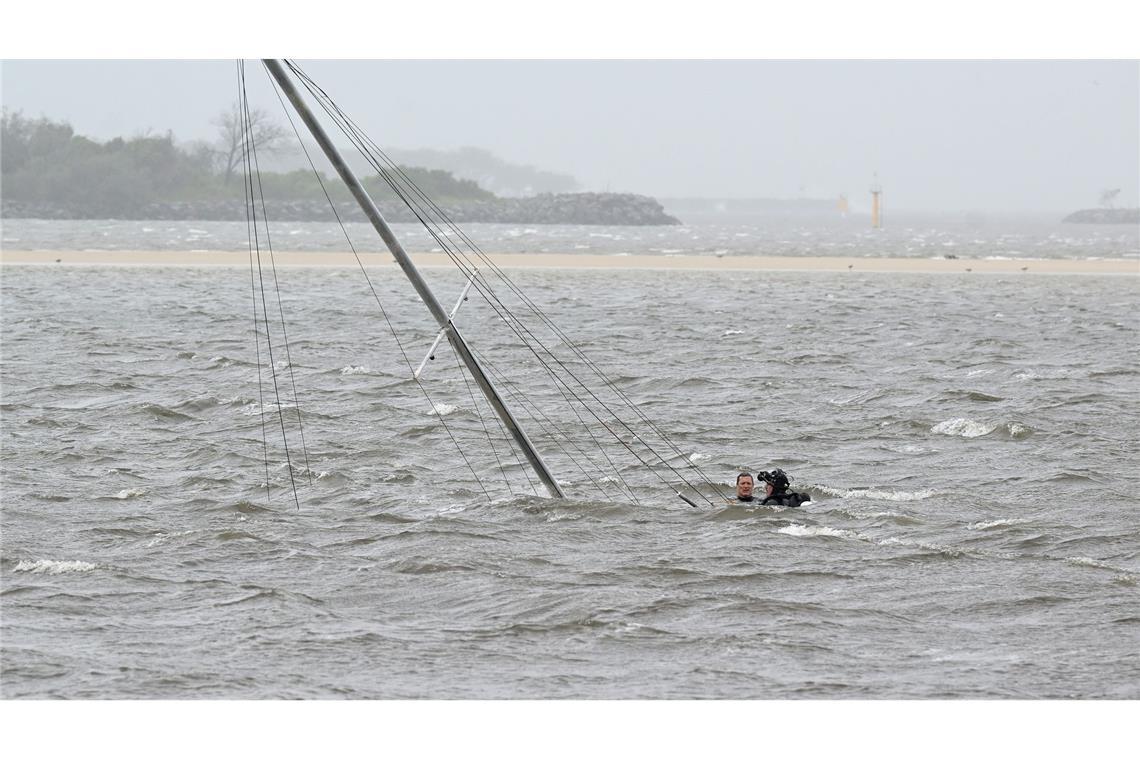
left=1, top=111, right=493, bottom=215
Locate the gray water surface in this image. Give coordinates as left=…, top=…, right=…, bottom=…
left=4, top=215, right=1137, bottom=260
left=2, top=264, right=1138, bottom=698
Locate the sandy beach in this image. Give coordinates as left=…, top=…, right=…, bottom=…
left=2, top=249, right=1137, bottom=274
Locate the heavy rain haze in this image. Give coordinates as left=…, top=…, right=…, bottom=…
left=5, top=6, right=1140, bottom=725
left=2, top=59, right=1137, bottom=213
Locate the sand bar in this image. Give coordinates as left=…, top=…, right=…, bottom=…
left=2, top=249, right=1137, bottom=275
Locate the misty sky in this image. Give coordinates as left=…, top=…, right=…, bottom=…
left=2, top=59, right=1137, bottom=212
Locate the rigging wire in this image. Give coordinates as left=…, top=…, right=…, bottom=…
left=467, top=343, right=638, bottom=504
left=278, top=59, right=727, bottom=506
left=282, top=61, right=724, bottom=505
left=241, top=65, right=314, bottom=488
left=240, top=62, right=272, bottom=504
left=449, top=346, right=514, bottom=496
left=360, top=147, right=727, bottom=499
left=239, top=60, right=301, bottom=510
left=263, top=63, right=495, bottom=503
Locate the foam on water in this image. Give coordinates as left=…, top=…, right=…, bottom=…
left=778, top=523, right=857, bottom=539
left=1064, top=556, right=1132, bottom=574
left=12, top=559, right=98, bottom=574
left=812, top=485, right=936, bottom=501
left=1007, top=422, right=1032, bottom=438
left=878, top=536, right=965, bottom=558
left=968, top=518, right=1030, bottom=530
left=931, top=417, right=995, bottom=438
left=834, top=507, right=912, bottom=520
left=146, top=530, right=197, bottom=547
left=1065, top=557, right=1138, bottom=584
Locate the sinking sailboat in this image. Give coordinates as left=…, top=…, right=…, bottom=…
left=241, top=59, right=724, bottom=509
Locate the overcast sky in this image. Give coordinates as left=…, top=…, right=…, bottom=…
left=2, top=59, right=1137, bottom=212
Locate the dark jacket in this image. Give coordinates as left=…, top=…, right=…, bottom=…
left=760, top=491, right=811, bottom=507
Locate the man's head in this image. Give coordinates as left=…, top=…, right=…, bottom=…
left=736, top=472, right=754, bottom=499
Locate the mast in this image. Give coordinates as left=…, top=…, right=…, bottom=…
left=263, top=59, right=565, bottom=499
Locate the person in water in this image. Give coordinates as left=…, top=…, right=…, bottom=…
left=758, top=468, right=811, bottom=507
left=735, top=472, right=755, bottom=502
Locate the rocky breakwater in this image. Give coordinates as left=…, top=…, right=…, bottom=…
left=2, top=192, right=681, bottom=226
left=1062, top=208, right=1140, bottom=224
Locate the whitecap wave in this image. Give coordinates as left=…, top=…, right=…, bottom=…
left=147, top=530, right=195, bottom=548
left=778, top=523, right=855, bottom=539
left=111, top=489, right=145, bottom=500
left=878, top=536, right=963, bottom=557
left=836, top=507, right=910, bottom=520
left=13, top=559, right=97, bottom=574
left=931, top=417, right=995, bottom=438
left=812, top=484, right=935, bottom=501
left=1065, top=557, right=1137, bottom=583
left=1007, top=422, right=1031, bottom=438
left=1065, top=556, right=1121, bottom=571
left=340, top=365, right=370, bottom=375
left=239, top=401, right=296, bottom=416
left=428, top=403, right=458, bottom=417
left=967, top=518, right=1029, bottom=530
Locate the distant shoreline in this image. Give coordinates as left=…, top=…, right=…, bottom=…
left=3, top=250, right=1136, bottom=275
left=1062, top=208, right=1140, bottom=224
left=0, top=192, right=681, bottom=226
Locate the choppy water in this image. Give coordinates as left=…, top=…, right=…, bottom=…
left=2, top=262, right=1138, bottom=698
left=3, top=215, right=1138, bottom=260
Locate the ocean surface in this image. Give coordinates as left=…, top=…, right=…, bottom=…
left=3, top=214, right=1138, bottom=260
left=2, top=223, right=1139, bottom=698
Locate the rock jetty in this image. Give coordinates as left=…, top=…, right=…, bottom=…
left=1062, top=208, right=1139, bottom=224
left=1, top=192, right=681, bottom=226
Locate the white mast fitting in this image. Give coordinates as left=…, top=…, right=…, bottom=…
left=414, top=275, right=475, bottom=380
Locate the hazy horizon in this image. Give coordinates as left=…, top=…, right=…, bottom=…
left=2, top=59, right=1137, bottom=213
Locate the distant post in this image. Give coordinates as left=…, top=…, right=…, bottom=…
left=870, top=174, right=883, bottom=229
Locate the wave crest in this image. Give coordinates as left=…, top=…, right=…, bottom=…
left=967, top=518, right=1029, bottom=530
left=812, top=485, right=935, bottom=501
left=931, top=417, right=995, bottom=438
left=930, top=418, right=1034, bottom=439
left=12, top=559, right=97, bottom=574
left=778, top=523, right=856, bottom=539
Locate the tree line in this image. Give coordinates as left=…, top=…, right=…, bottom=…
left=1, top=108, right=495, bottom=214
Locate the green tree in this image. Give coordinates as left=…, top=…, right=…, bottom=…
left=1, top=112, right=496, bottom=213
